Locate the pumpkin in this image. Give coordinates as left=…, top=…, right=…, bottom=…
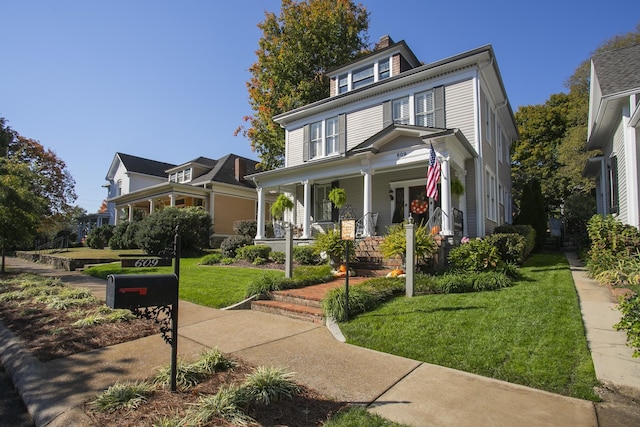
left=430, top=225, right=440, bottom=235
left=339, top=264, right=347, bottom=273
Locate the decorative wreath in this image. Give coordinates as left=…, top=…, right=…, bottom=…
left=410, top=199, right=428, bottom=214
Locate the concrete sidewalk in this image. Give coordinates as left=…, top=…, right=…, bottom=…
left=1, top=254, right=639, bottom=426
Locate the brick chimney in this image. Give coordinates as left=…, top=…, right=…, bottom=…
left=235, top=157, right=245, bottom=182
left=376, top=35, right=394, bottom=50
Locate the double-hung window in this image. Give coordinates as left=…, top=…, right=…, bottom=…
left=325, top=117, right=339, bottom=155
left=392, top=97, right=410, bottom=124
left=378, top=59, right=390, bottom=80
left=485, top=170, right=497, bottom=221
left=314, top=183, right=333, bottom=222
left=310, top=122, right=322, bottom=159
left=352, top=65, right=374, bottom=89
left=338, top=74, right=348, bottom=94
left=415, top=90, right=435, bottom=127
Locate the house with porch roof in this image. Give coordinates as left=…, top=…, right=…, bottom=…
left=583, top=43, right=640, bottom=228
left=246, top=36, right=517, bottom=247
left=104, top=152, right=262, bottom=245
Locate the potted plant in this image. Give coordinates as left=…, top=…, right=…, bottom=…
left=451, top=178, right=465, bottom=196
left=380, top=221, right=438, bottom=269
left=328, top=187, right=347, bottom=209
left=270, top=194, right=294, bottom=220
left=312, top=229, right=356, bottom=274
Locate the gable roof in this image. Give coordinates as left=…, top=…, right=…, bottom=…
left=592, top=44, right=640, bottom=96
left=111, top=152, right=176, bottom=179
left=190, top=153, right=260, bottom=189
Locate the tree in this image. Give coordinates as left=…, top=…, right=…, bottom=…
left=0, top=117, right=77, bottom=270
left=512, top=25, right=640, bottom=218
left=0, top=159, right=47, bottom=271
left=238, top=0, right=370, bottom=169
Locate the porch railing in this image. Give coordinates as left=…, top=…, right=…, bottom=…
left=426, top=207, right=442, bottom=231
left=34, top=235, right=69, bottom=253
left=356, top=212, right=378, bottom=238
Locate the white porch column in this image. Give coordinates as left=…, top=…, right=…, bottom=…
left=440, top=155, right=453, bottom=236
left=362, top=169, right=373, bottom=236
left=148, top=199, right=154, bottom=214
left=256, top=187, right=265, bottom=240
left=169, top=194, right=175, bottom=207
left=127, top=204, right=133, bottom=222
left=302, top=180, right=311, bottom=238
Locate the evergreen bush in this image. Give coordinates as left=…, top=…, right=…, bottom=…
left=86, top=225, right=114, bottom=249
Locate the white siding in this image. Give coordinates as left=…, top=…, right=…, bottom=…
left=287, top=127, right=305, bottom=167
left=347, top=105, right=384, bottom=149
left=445, top=79, right=476, bottom=146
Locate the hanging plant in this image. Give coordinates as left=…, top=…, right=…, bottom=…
left=270, top=194, right=294, bottom=220
left=328, top=187, right=347, bottom=209
left=451, top=179, right=465, bottom=196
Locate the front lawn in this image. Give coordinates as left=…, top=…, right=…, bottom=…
left=339, top=252, right=600, bottom=401
left=83, top=257, right=283, bottom=308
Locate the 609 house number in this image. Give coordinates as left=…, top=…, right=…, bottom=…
left=397, top=151, right=407, bottom=158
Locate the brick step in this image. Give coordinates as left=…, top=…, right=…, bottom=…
left=251, top=300, right=324, bottom=324
left=270, top=291, right=322, bottom=309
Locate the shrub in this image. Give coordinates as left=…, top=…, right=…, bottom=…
left=85, top=225, right=114, bottom=249
left=233, top=220, right=257, bottom=238
left=270, top=251, right=285, bottom=264
left=312, top=229, right=355, bottom=265
left=90, top=381, right=153, bottom=412
left=199, top=253, right=223, bottom=265
left=380, top=222, right=438, bottom=266
left=586, top=214, right=640, bottom=278
left=322, top=278, right=404, bottom=322
left=486, top=233, right=527, bottom=264
left=136, top=207, right=212, bottom=255
left=447, top=238, right=502, bottom=273
left=245, top=266, right=333, bottom=297
left=236, top=245, right=271, bottom=262
left=614, top=294, right=640, bottom=357
left=109, top=221, right=140, bottom=250
left=495, top=224, right=535, bottom=259
left=416, top=271, right=512, bottom=294
left=220, top=235, right=253, bottom=258
left=293, top=245, right=322, bottom=265
left=242, top=366, right=301, bottom=405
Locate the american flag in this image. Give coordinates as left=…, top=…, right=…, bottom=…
left=426, top=143, right=440, bottom=200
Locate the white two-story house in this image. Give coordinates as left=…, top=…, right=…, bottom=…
left=584, top=43, right=640, bottom=228
left=247, top=36, right=517, bottom=244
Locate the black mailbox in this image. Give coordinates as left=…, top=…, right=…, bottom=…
left=106, top=274, right=178, bottom=309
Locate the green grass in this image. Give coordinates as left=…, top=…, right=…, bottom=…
left=83, top=257, right=283, bottom=308
left=339, top=252, right=600, bottom=401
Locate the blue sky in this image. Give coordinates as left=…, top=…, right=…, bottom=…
left=1, top=1, right=638, bottom=212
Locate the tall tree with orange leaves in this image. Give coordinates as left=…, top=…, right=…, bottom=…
left=238, top=0, right=370, bottom=170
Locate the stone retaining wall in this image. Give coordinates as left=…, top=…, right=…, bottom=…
left=15, top=252, right=117, bottom=271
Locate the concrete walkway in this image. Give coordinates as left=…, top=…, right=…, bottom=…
left=0, top=254, right=639, bottom=426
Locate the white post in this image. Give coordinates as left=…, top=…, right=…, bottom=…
left=256, top=187, right=265, bottom=240
left=127, top=204, right=133, bottom=222
left=149, top=199, right=154, bottom=214
left=362, top=169, right=373, bottom=236
left=302, top=180, right=311, bottom=238
left=405, top=220, right=415, bottom=297
left=440, top=156, right=453, bottom=235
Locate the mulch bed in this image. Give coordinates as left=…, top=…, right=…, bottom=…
left=0, top=272, right=349, bottom=426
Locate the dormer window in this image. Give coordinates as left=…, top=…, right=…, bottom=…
left=338, top=74, right=348, bottom=94
left=169, top=167, right=193, bottom=183
left=378, top=59, right=390, bottom=80
left=352, top=65, right=374, bottom=89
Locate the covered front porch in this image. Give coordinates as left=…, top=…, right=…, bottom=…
left=108, top=183, right=210, bottom=224
left=247, top=126, right=476, bottom=243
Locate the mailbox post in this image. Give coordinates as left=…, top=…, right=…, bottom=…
left=106, top=226, right=181, bottom=391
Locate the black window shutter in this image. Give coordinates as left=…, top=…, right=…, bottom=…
left=303, top=124, right=310, bottom=162
left=382, top=100, right=392, bottom=128
left=434, top=85, right=445, bottom=128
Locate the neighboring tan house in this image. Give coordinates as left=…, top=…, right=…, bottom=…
left=247, top=36, right=518, bottom=245
left=105, top=152, right=261, bottom=244
left=584, top=43, right=640, bottom=228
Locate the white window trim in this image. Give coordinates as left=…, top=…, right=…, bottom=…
left=415, top=89, right=435, bottom=127
left=309, top=116, right=340, bottom=160
left=485, top=168, right=497, bottom=222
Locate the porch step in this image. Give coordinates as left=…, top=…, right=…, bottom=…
left=271, top=290, right=322, bottom=308
left=251, top=300, right=325, bottom=324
